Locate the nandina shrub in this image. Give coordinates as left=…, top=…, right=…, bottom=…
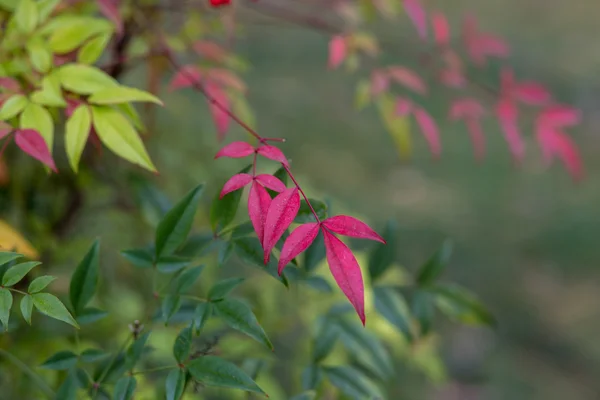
left=0, top=0, right=583, bottom=399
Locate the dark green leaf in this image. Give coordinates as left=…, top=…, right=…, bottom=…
left=0, top=252, right=22, bottom=266
left=120, top=248, right=153, bottom=268
left=213, top=298, right=273, bottom=350
left=174, top=266, right=204, bottom=293
left=177, top=233, right=213, bottom=258
left=28, top=275, right=56, bottom=293
left=125, top=332, right=150, bottom=370
left=323, top=366, right=383, bottom=399
left=233, top=237, right=289, bottom=287
left=416, top=239, right=453, bottom=286
left=217, top=240, right=234, bottom=266
left=228, top=221, right=254, bottom=239
left=32, top=293, right=79, bottom=328
left=294, top=199, right=327, bottom=223
left=411, top=289, right=434, bottom=336
left=312, top=323, right=337, bottom=363
left=368, top=220, right=397, bottom=281
left=157, top=256, right=190, bottom=273
left=431, top=284, right=495, bottom=326
left=210, top=165, right=251, bottom=234
left=241, top=358, right=267, bottom=380
left=290, top=391, right=317, bottom=400
left=70, top=239, right=100, bottom=314
left=373, top=286, right=413, bottom=341
left=165, top=368, right=185, bottom=400
left=193, top=302, right=212, bottom=335
left=208, top=278, right=244, bottom=301
left=20, top=294, right=32, bottom=324
left=76, top=307, right=108, bottom=325
left=113, top=376, right=136, bottom=400
left=55, top=368, right=79, bottom=400
left=162, top=295, right=182, bottom=324
left=304, top=231, right=325, bottom=272
left=304, top=276, right=332, bottom=293
left=155, top=184, right=204, bottom=260
left=40, top=351, right=78, bottom=370
left=0, top=288, right=12, bottom=329
left=187, top=356, right=265, bottom=395
left=301, top=365, right=322, bottom=391
left=80, top=349, right=109, bottom=363
left=173, top=326, right=192, bottom=363
left=2, top=261, right=40, bottom=286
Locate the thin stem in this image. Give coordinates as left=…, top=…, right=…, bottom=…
left=252, top=152, right=258, bottom=176
left=0, top=348, right=55, bottom=399
left=8, top=288, right=27, bottom=296
left=282, top=164, right=321, bottom=223
left=0, top=134, right=13, bottom=159
left=92, top=336, right=132, bottom=398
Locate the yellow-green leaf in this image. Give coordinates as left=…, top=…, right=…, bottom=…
left=65, top=105, right=91, bottom=172
left=31, top=74, right=66, bottom=107
left=91, top=105, right=156, bottom=172
left=20, top=102, right=54, bottom=149
left=26, top=37, right=52, bottom=73
left=88, top=86, right=163, bottom=106
left=78, top=33, right=111, bottom=65
left=0, top=94, right=28, bottom=121
left=115, top=103, right=145, bottom=132
left=37, top=0, right=61, bottom=22
left=14, top=0, right=38, bottom=33
left=377, top=94, right=411, bottom=159
left=355, top=80, right=371, bottom=110
left=49, top=18, right=112, bottom=54
left=57, top=64, right=118, bottom=95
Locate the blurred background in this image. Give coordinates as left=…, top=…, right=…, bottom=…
left=2, top=0, right=600, bottom=399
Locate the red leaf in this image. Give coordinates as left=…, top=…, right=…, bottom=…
left=537, top=129, right=583, bottom=180
left=496, top=98, right=525, bottom=161
left=220, top=173, right=253, bottom=198
left=0, top=78, right=20, bottom=92
left=262, top=187, right=300, bottom=263
left=403, top=0, right=428, bottom=39
left=96, top=0, right=123, bottom=35
left=15, top=129, right=57, bottom=172
left=465, top=118, right=485, bottom=161
left=395, top=97, right=413, bottom=116
left=538, top=105, right=581, bottom=130
left=477, top=35, right=510, bottom=59
left=439, top=69, right=465, bottom=88
left=277, top=223, right=320, bottom=275
left=207, top=68, right=247, bottom=93
left=323, top=229, right=365, bottom=325
left=210, top=0, right=231, bottom=7
left=387, top=67, right=427, bottom=95
left=512, top=82, right=552, bottom=106
left=215, top=141, right=255, bottom=159
left=206, top=82, right=230, bottom=141
left=248, top=182, right=272, bottom=246
left=169, top=65, right=202, bottom=92
left=0, top=122, right=12, bottom=140
left=256, top=145, right=289, bottom=166
left=193, top=41, right=228, bottom=62
left=370, top=70, right=389, bottom=96
left=449, top=98, right=484, bottom=120
left=322, top=216, right=385, bottom=243
left=328, top=36, right=347, bottom=70
left=414, top=107, right=441, bottom=157
left=255, top=174, right=287, bottom=192
left=432, top=12, right=450, bottom=46
left=66, top=98, right=85, bottom=118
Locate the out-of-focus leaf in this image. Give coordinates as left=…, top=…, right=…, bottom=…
left=431, top=284, right=495, bottom=326
left=187, top=356, right=265, bottom=395
left=411, top=289, right=434, bottom=336
left=113, top=376, right=136, bottom=400
left=125, top=332, right=150, bottom=370
left=378, top=93, right=411, bottom=159
left=193, top=302, right=212, bottom=335
left=368, top=220, right=397, bottom=282
left=416, top=240, right=453, bottom=286
left=173, top=326, right=192, bottom=363
left=40, top=351, right=78, bottom=370
left=165, top=369, right=185, bottom=400
left=373, top=286, right=412, bottom=341
left=323, top=366, right=383, bottom=399
left=0, top=288, right=12, bottom=329
left=69, top=239, right=100, bottom=314
left=301, top=365, right=322, bottom=391
left=208, top=277, right=244, bottom=301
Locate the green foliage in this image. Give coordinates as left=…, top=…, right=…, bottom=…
left=187, top=356, right=265, bottom=395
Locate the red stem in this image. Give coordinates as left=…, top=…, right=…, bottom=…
left=282, top=164, right=321, bottom=224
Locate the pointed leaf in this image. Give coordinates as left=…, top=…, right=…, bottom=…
left=15, top=129, right=57, bottom=171
left=89, top=86, right=163, bottom=106
left=323, top=366, right=383, bottom=399
left=215, top=141, right=254, bottom=159
left=32, top=293, right=78, bottom=328
left=193, top=302, right=212, bottom=335
left=312, top=323, right=338, bottom=363
left=162, top=295, right=182, bottom=323
left=263, top=187, right=300, bottom=263
left=431, top=284, right=495, bottom=326
left=14, top=0, right=38, bottom=33
left=432, top=12, right=450, bottom=46
left=187, top=356, right=265, bottom=395
left=496, top=98, right=524, bottom=161
left=173, top=326, right=192, bottom=363
left=113, top=376, right=136, bottom=400
left=78, top=32, right=112, bottom=64
left=513, top=82, right=551, bottom=106
left=20, top=101, right=54, bottom=149
left=0, top=252, right=22, bottom=267
left=387, top=66, right=427, bottom=94
left=155, top=184, right=204, bottom=259
left=416, top=239, right=453, bottom=285
left=233, top=237, right=289, bottom=287
left=28, top=275, right=56, bottom=293
left=80, top=349, right=109, bottom=363
left=368, top=220, right=397, bottom=281
left=20, top=295, right=33, bottom=324
left=0, top=288, right=12, bottom=329
left=58, top=64, right=118, bottom=94
left=2, top=261, right=40, bottom=286
left=76, top=307, right=108, bottom=325
left=323, top=216, right=385, bottom=243
left=174, top=265, right=204, bottom=293
left=538, top=105, right=581, bottom=129
left=41, top=351, right=78, bottom=370
left=165, top=369, right=185, bottom=400
left=208, top=277, right=245, bottom=300
left=220, top=173, right=252, bottom=198
left=125, top=332, right=150, bottom=370
left=254, top=174, right=286, bottom=192
left=248, top=181, right=272, bottom=246
left=278, top=223, right=319, bottom=274
left=374, top=286, right=412, bottom=340
left=256, top=145, right=289, bottom=166
left=0, top=94, right=28, bottom=121
left=213, top=298, right=273, bottom=350
left=403, top=0, right=427, bottom=39
left=70, top=239, right=100, bottom=314
left=65, top=105, right=92, bottom=172
left=206, top=82, right=230, bottom=141
left=378, top=94, right=411, bottom=158
left=413, top=107, right=441, bottom=157
left=328, top=35, right=347, bottom=69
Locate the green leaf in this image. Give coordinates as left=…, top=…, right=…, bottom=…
left=28, top=275, right=56, bottom=293
left=187, top=356, right=265, bottom=395
left=32, top=293, right=79, bottom=328
left=217, top=240, right=234, bottom=267
left=0, top=252, right=22, bottom=266
left=208, top=278, right=244, bottom=301
left=125, top=332, right=150, bottom=370
left=173, top=326, right=192, bottom=363
left=80, top=348, right=109, bottom=363
left=30, top=74, right=66, bottom=107
left=78, top=32, right=111, bottom=64
left=431, top=284, right=495, bottom=326
left=69, top=239, right=100, bottom=315
left=65, top=105, right=92, bottom=172
left=89, top=86, right=163, bottom=106
left=37, top=0, right=61, bottom=22
left=155, top=184, right=204, bottom=259
left=355, top=80, right=371, bottom=110
left=210, top=165, right=251, bottom=233
left=113, top=376, right=136, bottom=400
left=174, top=266, right=204, bottom=293
left=156, top=256, right=190, bottom=273
left=233, top=237, right=289, bottom=287
left=0, top=288, right=12, bottom=329
left=20, top=102, right=54, bottom=149
left=373, top=286, right=412, bottom=341
left=58, top=64, right=118, bottom=95
left=162, top=295, right=182, bottom=324
left=2, top=261, right=40, bottom=286
left=312, top=323, right=337, bottom=363
left=368, top=220, right=397, bottom=281
left=20, top=294, right=32, bottom=324
left=411, top=289, right=434, bottom=336
left=165, top=369, right=185, bottom=400
left=241, top=358, right=266, bottom=380
left=49, top=18, right=112, bottom=54
left=378, top=93, right=411, bottom=159
left=295, top=199, right=327, bottom=223
left=301, top=365, right=322, bottom=391
left=177, top=233, right=213, bottom=258
left=193, top=302, right=211, bottom=335
left=76, top=307, right=108, bottom=325
left=55, top=367, right=79, bottom=400
left=91, top=105, right=156, bottom=171
left=304, top=276, right=332, bottom=293
left=26, top=37, right=52, bottom=73
left=40, top=351, right=78, bottom=370
left=14, top=0, right=37, bottom=33
left=116, top=103, right=145, bottom=132
left=213, top=298, right=273, bottom=350
left=0, top=94, right=28, bottom=121
left=121, top=248, right=153, bottom=268
left=290, top=391, right=317, bottom=400
left=304, top=231, right=325, bottom=272
left=323, top=366, right=383, bottom=399
left=416, top=240, right=453, bottom=286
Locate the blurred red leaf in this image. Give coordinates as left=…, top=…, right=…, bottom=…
left=278, top=223, right=319, bottom=275
left=432, top=12, right=450, bottom=46
left=210, top=0, right=231, bottom=7
left=328, top=36, right=347, bottom=70
left=404, top=0, right=428, bottom=39
left=395, top=97, right=413, bottom=116
left=96, top=0, right=123, bottom=35
left=538, top=105, right=581, bottom=130
left=496, top=98, right=525, bottom=161
left=537, top=129, right=583, bottom=180
left=370, top=70, right=389, bottom=96
left=193, top=41, right=228, bottom=62
left=215, top=141, right=255, bottom=159
left=206, top=82, right=230, bottom=141
left=513, top=82, right=552, bottom=106
left=169, top=65, right=202, bottom=92
left=414, top=107, right=441, bottom=158
left=388, top=66, right=427, bottom=95
left=15, top=129, right=57, bottom=172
